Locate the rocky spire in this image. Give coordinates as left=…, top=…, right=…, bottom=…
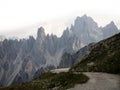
left=37, top=27, right=45, bottom=39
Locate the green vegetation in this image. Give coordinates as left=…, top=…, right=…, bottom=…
left=0, top=72, right=89, bottom=90
left=71, top=33, right=120, bottom=74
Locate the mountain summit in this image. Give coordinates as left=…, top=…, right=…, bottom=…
left=37, top=27, right=45, bottom=38
left=102, top=21, right=119, bottom=39
left=71, top=15, right=102, bottom=45
left=70, top=15, right=119, bottom=47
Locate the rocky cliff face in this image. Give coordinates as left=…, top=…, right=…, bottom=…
left=102, top=21, right=119, bottom=39
left=58, top=43, right=95, bottom=68
left=71, top=15, right=102, bottom=46
left=58, top=15, right=119, bottom=68
left=0, top=15, right=119, bottom=86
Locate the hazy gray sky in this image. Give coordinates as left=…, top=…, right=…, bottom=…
left=0, top=0, right=120, bottom=38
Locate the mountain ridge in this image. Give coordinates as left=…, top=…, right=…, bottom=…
left=0, top=15, right=119, bottom=86
left=0, top=32, right=120, bottom=90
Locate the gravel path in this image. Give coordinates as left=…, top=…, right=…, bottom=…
left=68, top=72, right=120, bottom=90
left=51, top=68, right=69, bottom=73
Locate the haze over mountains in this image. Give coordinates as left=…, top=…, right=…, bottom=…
left=0, top=15, right=119, bottom=86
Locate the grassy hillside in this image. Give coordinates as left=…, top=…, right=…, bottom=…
left=70, top=33, right=120, bottom=74
left=0, top=72, right=89, bottom=90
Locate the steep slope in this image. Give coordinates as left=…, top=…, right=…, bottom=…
left=71, top=33, right=120, bottom=74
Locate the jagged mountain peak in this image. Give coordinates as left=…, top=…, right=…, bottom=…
left=37, top=27, right=45, bottom=38
left=62, top=27, right=72, bottom=37
left=73, top=15, right=98, bottom=32
left=102, top=21, right=119, bottom=39
left=76, top=14, right=87, bottom=20
left=110, top=21, right=115, bottom=25
left=71, top=15, right=101, bottom=45
left=82, top=14, right=87, bottom=17
left=106, top=21, right=118, bottom=29
left=75, top=15, right=95, bottom=24
left=106, top=21, right=115, bottom=26
left=38, top=27, right=44, bottom=31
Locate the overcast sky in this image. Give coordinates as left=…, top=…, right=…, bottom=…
left=0, top=0, right=120, bottom=38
